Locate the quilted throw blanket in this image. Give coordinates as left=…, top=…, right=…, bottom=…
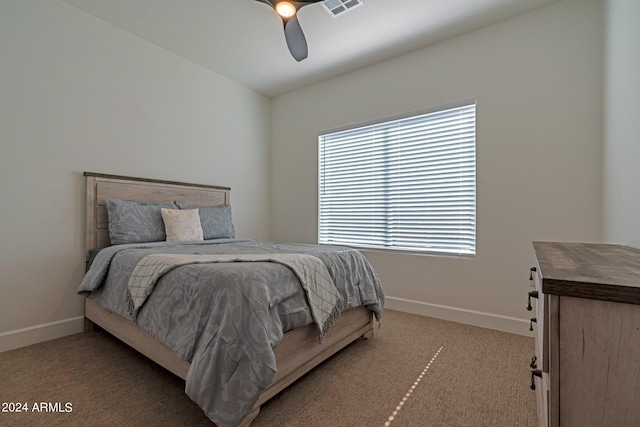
left=126, top=253, right=342, bottom=341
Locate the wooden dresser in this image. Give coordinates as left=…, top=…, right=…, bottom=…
left=529, top=242, right=640, bottom=427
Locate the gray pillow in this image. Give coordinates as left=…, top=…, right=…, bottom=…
left=106, top=199, right=178, bottom=245
left=175, top=202, right=235, bottom=240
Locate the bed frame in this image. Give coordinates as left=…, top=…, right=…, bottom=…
left=82, top=172, right=375, bottom=426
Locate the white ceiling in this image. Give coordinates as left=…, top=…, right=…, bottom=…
left=61, top=0, right=558, bottom=97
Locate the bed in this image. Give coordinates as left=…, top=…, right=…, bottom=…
left=78, top=172, right=384, bottom=427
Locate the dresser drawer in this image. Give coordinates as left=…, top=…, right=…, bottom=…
left=529, top=266, right=549, bottom=427
left=532, top=267, right=548, bottom=373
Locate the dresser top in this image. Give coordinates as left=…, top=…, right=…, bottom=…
left=533, top=242, right=640, bottom=304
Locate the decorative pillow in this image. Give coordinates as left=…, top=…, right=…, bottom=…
left=106, top=199, right=178, bottom=245
left=175, top=202, right=235, bottom=240
left=161, top=208, right=204, bottom=242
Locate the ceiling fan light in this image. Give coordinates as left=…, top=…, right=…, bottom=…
left=276, top=1, right=297, bottom=18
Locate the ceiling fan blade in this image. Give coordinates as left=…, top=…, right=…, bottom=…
left=254, top=0, right=322, bottom=61
left=283, top=14, right=308, bottom=61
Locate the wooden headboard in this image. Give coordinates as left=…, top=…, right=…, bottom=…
left=84, top=172, right=231, bottom=260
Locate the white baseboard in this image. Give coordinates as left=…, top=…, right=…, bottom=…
left=0, top=300, right=531, bottom=352
left=385, top=296, right=533, bottom=337
left=0, top=316, right=85, bottom=353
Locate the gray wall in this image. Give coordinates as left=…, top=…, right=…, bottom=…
left=0, top=1, right=272, bottom=351
left=270, top=0, right=603, bottom=333
left=602, top=0, right=640, bottom=248
left=1, top=0, right=619, bottom=350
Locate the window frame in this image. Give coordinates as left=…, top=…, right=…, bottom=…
left=317, top=99, right=477, bottom=257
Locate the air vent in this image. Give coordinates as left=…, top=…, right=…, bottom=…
left=321, top=0, right=364, bottom=17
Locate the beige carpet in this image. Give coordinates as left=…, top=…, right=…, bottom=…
left=0, top=310, right=536, bottom=426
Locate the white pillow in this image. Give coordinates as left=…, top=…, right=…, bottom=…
left=161, top=208, right=204, bottom=241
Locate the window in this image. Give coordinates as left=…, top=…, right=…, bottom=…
left=318, top=101, right=476, bottom=256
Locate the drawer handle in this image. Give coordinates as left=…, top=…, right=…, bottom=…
left=530, top=355, right=537, bottom=369
left=530, top=369, right=542, bottom=390
left=526, top=291, right=539, bottom=311
left=529, top=317, right=537, bottom=331
left=529, top=266, right=537, bottom=280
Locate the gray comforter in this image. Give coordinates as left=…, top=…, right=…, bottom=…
left=77, top=239, right=384, bottom=426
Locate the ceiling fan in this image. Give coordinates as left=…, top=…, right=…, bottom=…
left=254, top=0, right=322, bottom=62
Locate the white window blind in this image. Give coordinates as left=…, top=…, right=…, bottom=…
left=318, top=101, right=476, bottom=256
